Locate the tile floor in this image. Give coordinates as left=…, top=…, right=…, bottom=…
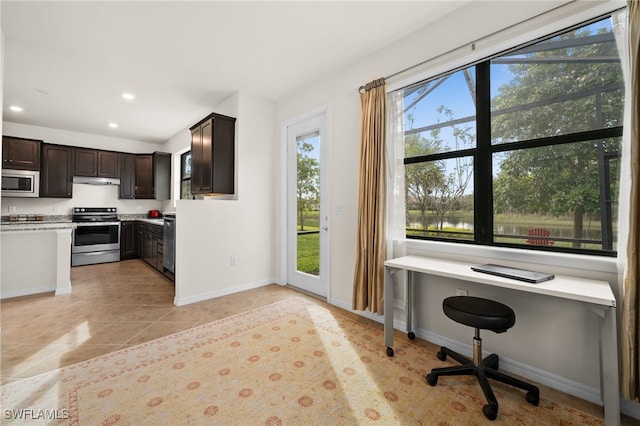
left=0, top=259, right=312, bottom=385
left=1, top=259, right=636, bottom=424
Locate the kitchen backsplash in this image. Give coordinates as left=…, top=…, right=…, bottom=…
left=1, top=183, right=163, bottom=215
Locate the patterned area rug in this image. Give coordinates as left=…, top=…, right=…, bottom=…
left=1, top=298, right=603, bottom=425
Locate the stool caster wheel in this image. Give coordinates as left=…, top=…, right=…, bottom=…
left=436, top=350, right=446, bottom=361
left=426, top=374, right=438, bottom=386
left=488, top=358, right=499, bottom=370
left=482, top=403, right=498, bottom=421
left=408, top=331, right=415, bottom=340
left=526, top=391, right=539, bottom=406
left=386, top=347, right=394, bottom=357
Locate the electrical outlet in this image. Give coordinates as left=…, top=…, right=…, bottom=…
left=230, top=256, right=237, bottom=266
left=456, top=288, right=468, bottom=296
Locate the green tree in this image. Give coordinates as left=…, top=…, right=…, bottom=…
left=405, top=106, right=474, bottom=233
left=429, top=107, right=474, bottom=230
left=297, top=140, right=319, bottom=231
left=405, top=113, right=444, bottom=228
left=492, top=24, right=623, bottom=247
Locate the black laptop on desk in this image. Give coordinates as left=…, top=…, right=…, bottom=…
left=471, top=263, right=555, bottom=283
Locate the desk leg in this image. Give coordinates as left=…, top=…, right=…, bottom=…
left=406, top=271, right=416, bottom=340
left=598, top=306, right=620, bottom=426
left=384, top=266, right=395, bottom=356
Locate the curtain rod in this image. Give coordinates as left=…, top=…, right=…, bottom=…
left=357, top=0, right=578, bottom=93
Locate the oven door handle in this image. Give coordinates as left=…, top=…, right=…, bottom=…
left=74, top=221, right=121, bottom=226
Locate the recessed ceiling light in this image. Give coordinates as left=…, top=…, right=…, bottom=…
left=9, top=105, right=24, bottom=112
left=122, top=92, right=136, bottom=101
left=108, top=122, right=119, bottom=129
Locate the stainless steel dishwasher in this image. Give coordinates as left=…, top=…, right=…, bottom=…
left=163, top=214, right=176, bottom=274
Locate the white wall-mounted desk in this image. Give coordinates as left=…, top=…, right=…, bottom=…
left=384, top=255, right=619, bottom=425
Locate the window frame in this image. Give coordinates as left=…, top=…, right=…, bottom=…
left=401, top=13, right=624, bottom=257
left=180, top=150, right=193, bottom=200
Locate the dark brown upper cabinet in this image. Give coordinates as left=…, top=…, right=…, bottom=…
left=119, top=153, right=136, bottom=199
left=131, top=152, right=171, bottom=200
left=190, top=112, right=235, bottom=195
left=74, top=148, right=119, bottom=178
left=40, top=144, right=73, bottom=198
left=2, top=136, right=41, bottom=170
left=135, top=154, right=154, bottom=199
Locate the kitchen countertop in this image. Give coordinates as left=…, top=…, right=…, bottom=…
left=1, top=221, right=76, bottom=232
left=138, top=218, right=165, bottom=226
left=1, top=216, right=168, bottom=231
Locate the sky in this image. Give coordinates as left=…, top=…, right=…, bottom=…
left=402, top=16, right=617, bottom=186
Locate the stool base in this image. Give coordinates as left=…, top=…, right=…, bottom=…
left=426, top=340, right=539, bottom=421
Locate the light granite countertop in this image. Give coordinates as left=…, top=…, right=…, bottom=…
left=1, top=221, right=76, bottom=232
left=1, top=215, right=167, bottom=232
left=137, top=218, right=165, bottom=226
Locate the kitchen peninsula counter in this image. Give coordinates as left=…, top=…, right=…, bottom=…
left=1, top=220, right=74, bottom=299
left=1, top=221, right=75, bottom=232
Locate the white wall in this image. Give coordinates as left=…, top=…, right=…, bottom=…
left=172, top=92, right=280, bottom=305
left=276, top=0, right=628, bottom=409
left=1, top=122, right=164, bottom=215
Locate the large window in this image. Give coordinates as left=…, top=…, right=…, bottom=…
left=402, top=15, right=624, bottom=255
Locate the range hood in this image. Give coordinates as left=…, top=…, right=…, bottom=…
left=73, top=176, right=121, bottom=185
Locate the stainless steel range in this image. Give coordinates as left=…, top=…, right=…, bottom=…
left=71, top=207, right=121, bottom=266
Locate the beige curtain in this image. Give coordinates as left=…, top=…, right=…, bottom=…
left=622, top=0, right=640, bottom=400
left=353, top=78, right=387, bottom=313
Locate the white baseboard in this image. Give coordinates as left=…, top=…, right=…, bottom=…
left=55, top=281, right=72, bottom=296
left=173, top=278, right=278, bottom=306
left=418, top=327, right=601, bottom=404
left=622, top=398, right=640, bottom=420
left=329, top=296, right=640, bottom=420
left=0, top=284, right=57, bottom=299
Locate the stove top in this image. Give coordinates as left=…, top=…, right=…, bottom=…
left=72, top=207, right=119, bottom=222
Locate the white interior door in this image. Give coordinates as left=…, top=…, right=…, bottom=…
left=286, top=111, right=329, bottom=297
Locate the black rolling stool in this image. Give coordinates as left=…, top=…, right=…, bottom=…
left=426, top=296, right=539, bottom=420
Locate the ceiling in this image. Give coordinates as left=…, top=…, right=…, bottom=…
left=1, top=1, right=470, bottom=144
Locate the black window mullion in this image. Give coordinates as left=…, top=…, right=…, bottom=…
left=474, top=61, right=493, bottom=244
left=404, top=147, right=477, bottom=165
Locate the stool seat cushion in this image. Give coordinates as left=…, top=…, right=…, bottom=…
left=443, top=296, right=515, bottom=333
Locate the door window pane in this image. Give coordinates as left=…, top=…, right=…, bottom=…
left=296, top=131, right=320, bottom=276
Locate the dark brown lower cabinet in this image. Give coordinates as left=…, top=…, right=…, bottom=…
left=120, top=221, right=138, bottom=260
left=122, top=221, right=169, bottom=279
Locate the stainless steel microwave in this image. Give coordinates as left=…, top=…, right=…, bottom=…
left=1, top=169, right=40, bottom=197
